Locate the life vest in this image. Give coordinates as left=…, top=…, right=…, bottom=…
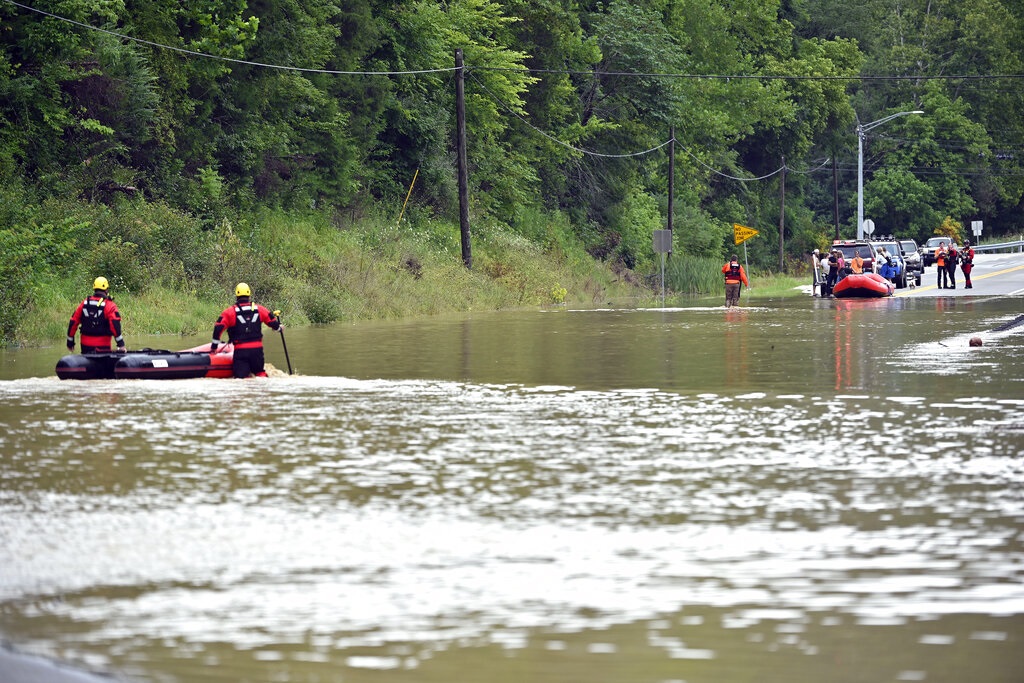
left=80, top=296, right=111, bottom=336
left=228, top=303, right=263, bottom=343
left=725, top=262, right=741, bottom=281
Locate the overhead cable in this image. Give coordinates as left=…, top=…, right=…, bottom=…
left=6, top=0, right=1022, bottom=82
left=2, top=0, right=455, bottom=76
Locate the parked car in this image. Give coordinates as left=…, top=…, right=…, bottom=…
left=831, top=240, right=877, bottom=273
left=898, top=239, right=923, bottom=286
left=921, top=236, right=954, bottom=268
left=830, top=238, right=907, bottom=288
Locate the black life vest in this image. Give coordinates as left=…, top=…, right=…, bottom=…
left=229, top=302, right=263, bottom=342
left=80, top=296, right=110, bottom=336
left=725, top=262, right=741, bottom=280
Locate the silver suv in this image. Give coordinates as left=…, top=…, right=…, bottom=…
left=898, top=239, right=923, bottom=286
left=922, top=237, right=954, bottom=268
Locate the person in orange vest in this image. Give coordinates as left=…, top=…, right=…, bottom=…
left=960, top=240, right=975, bottom=288
left=934, top=243, right=948, bottom=288
left=66, top=276, right=126, bottom=353
left=850, top=249, right=866, bottom=274
left=721, top=254, right=749, bottom=307
left=210, top=282, right=283, bottom=378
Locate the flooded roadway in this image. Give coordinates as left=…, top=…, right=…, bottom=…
left=1, top=260, right=1022, bottom=683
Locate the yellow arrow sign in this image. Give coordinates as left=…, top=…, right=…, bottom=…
left=733, top=223, right=759, bottom=245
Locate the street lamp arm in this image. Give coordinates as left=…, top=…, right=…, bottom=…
left=860, top=110, right=925, bottom=134
left=855, top=109, right=925, bottom=240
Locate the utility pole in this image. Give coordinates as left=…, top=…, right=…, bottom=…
left=778, top=156, right=786, bottom=271
left=667, top=126, right=675, bottom=242
left=455, top=49, right=472, bottom=269
left=832, top=151, right=840, bottom=240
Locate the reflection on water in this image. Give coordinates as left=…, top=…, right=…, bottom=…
left=1, top=298, right=1023, bottom=683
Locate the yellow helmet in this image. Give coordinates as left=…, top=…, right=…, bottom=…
left=235, top=282, right=251, bottom=298
left=93, top=276, right=109, bottom=291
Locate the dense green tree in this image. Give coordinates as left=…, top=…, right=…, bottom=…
left=798, top=0, right=1024, bottom=238
left=1, top=0, right=1021, bottom=294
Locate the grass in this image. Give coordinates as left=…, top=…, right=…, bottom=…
left=10, top=197, right=816, bottom=349
left=10, top=207, right=654, bottom=348
left=744, top=273, right=807, bottom=298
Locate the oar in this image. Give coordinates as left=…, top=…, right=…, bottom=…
left=274, top=310, right=293, bottom=375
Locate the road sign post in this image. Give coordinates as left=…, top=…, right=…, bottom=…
left=732, top=224, right=759, bottom=292
left=653, top=230, right=673, bottom=305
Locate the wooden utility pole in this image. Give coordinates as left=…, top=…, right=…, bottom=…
left=455, top=49, right=472, bottom=269
left=667, top=126, right=675, bottom=245
left=832, top=151, right=840, bottom=240
left=778, top=156, right=786, bottom=271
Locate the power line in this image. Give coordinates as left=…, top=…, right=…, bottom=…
left=469, top=71, right=672, bottom=159
left=7, top=0, right=1023, bottom=83
left=2, top=0, right=455, bottom=76
left=476, top=66, right=1024, bottom=82
left=7, top=0, right=1021, bottom=184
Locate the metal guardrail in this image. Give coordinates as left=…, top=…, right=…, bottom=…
left=972, top=239, right=1024, bottom=253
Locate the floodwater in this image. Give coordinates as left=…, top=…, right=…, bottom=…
left=1, top=296, right=1023, bottom=683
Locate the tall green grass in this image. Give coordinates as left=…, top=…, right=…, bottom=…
left=662, top=255, right=805, bottom=302
left=665, top=255, right=725, bottom=295
left=5, top=197, right=651, bottom=347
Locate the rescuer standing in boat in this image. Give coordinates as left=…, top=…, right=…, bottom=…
left=211, top=282, right=283, bottom=378
left=721, top=254, right=749, bottom=307
left=66, top=276, right=126, bottom=353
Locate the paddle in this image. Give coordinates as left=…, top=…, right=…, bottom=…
left=273, top=310, right=293, bottom=375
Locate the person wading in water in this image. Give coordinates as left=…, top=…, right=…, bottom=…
left=210, top=282, right=284, bottom=378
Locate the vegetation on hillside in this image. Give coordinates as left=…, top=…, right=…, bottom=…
left=1, top=0, right=1022, bottom=346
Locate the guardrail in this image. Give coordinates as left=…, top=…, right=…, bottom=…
left=972, top=239, right=1024, bottom=253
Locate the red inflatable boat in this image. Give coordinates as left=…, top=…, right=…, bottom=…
left=56, top=343, right=234, bottom=380
left=832, top=273, right=895, bottom=299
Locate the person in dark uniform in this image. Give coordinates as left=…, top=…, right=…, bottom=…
left=946, top=241, right=958, bottom=289
left=210, top=282, right=283, bottom=378
left=825, top=249, right=840, bottom=297
left=66, top=276, right=126, bottom=353
left=960, top=241, right=975, bottom=289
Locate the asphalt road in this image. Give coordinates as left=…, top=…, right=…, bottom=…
left=897, top=250, right=1024, bottom=297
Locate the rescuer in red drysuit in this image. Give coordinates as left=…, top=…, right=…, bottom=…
left=211, top=282, right=283, bottom=378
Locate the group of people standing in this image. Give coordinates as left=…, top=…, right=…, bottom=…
left=812, top=247, right=877, bottom=298
left=810, top=238, right=976, bottom=297
left=67, top=278, right=284, bottom=378
left=933, top=240, right=974, bottom=289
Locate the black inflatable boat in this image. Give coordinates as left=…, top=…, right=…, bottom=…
left=56, top=344, right=234, bottom=380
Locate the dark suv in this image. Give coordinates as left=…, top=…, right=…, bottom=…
left=831, top=238, right=907, bottom=288
left=831, top=240, right=877, bottom=272
left=921, top=237, right=954, bottom=268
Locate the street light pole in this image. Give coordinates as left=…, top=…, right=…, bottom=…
left=856, top=110, right=924, bottom=240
